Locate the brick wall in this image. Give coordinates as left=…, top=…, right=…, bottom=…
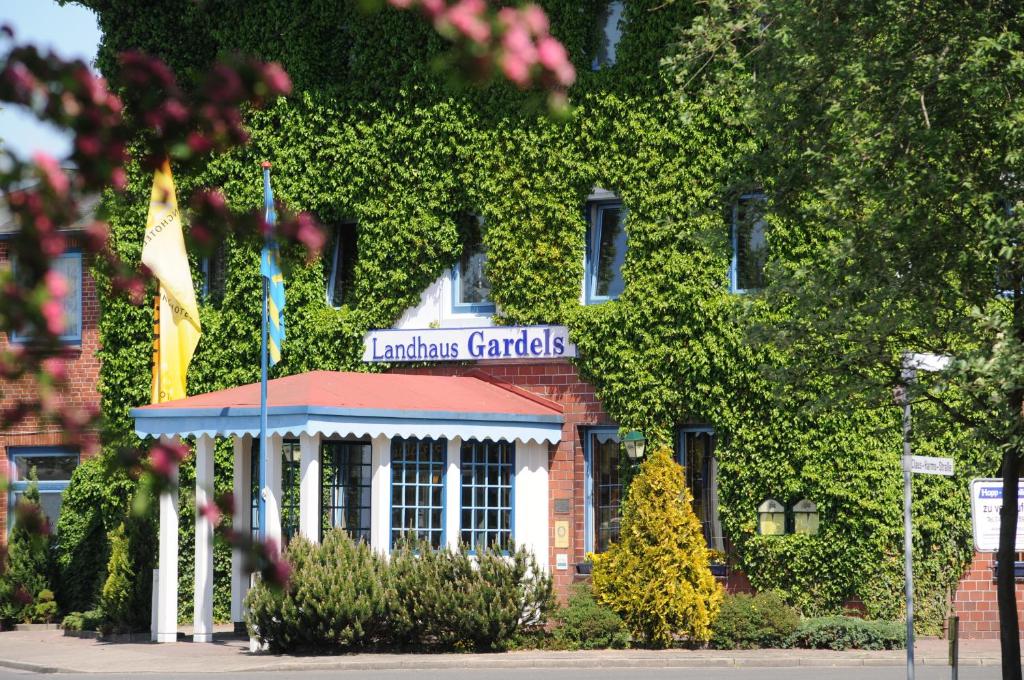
left=392, top=359, right=613, bottom=599
left=0, top=237, right=102, bottom=537
left=954, top=551, right=1024, bottom=639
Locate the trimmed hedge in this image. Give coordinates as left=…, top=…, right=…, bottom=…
left=553, top=584, right=630, bottom=650
left=787, top=616, right=906, bottom=651
left=709, top=591, right=799, bottom=649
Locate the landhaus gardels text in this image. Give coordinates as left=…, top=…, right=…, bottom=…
left=362, top=325, right=577, bottom=362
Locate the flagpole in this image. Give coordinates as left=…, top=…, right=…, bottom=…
left=258, top=162, right=271, bottom=543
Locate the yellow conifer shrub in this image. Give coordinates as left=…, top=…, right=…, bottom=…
left=590, top=445, right=723, bottom=647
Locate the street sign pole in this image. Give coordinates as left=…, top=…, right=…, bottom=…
left=901, top=374, right=916, bottom=680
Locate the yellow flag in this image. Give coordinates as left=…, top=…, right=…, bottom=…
left=142, top=160, right=202, bottom=404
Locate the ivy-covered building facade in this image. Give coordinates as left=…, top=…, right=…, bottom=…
left=32, top=0, right=1017, bottom=640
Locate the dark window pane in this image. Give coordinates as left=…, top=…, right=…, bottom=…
left=459, top=439, right=513, bottom=552
left=593, top=434, right=622, bottom=553
left=735, top=198, right=768, bottom=290
left=13, top=453, right=77, bottom=482
left=458, top=241, right=491, bottom=304
left=594, top=206, right=627, bottom=298
left=325, top=222, right=358, bottom=307
left=591, top=0, right=625, bottom=69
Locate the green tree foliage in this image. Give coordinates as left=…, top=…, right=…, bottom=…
left=591, top=446, right=722, bottom=647
left=100, top=522, right=134, bottom=631
left=1, top=470, right=53, bottom=623
left=245, top=531, right=554, bottom=653
left=668, top=0, right=1022, bottom=663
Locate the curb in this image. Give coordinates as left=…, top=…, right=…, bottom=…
left=0, top=658, right=74, bottom=674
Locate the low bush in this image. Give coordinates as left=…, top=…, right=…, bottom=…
left=787, top=616, right=905, bottom=650
left=245, top=531, right=554, bottom=653
left=554, top=584, right=630, bottom=650
left=710, top=591, right=800, bottom=649
left=34, top=590, right=58, bottom=623
left=61, top=609, right=106, bottom=632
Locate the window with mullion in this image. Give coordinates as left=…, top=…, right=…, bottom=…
left=321, top=440, right=371, bottom=542
left=452, top=216, right=494, bottom=313
left=390, top=437, right=446, bottom=549
left=325, top=222, right=358, bottom=308
left=459, top=439, right=513, bottom=552
left=594, top=436, right=622, bottom=552
left=586, top=202, right=628, bottom=303
left=11, top=251, right=83, bottom=344
left=7, top=446, right=79, bottom=534
left=248, top=439, right=302, bottom=542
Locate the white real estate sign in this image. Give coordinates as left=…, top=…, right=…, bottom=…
left=910, top=455, right=955, bottom=476
left=969, top=478, right=1024, bottom=552
left=363, top=325, right=577, bottom=363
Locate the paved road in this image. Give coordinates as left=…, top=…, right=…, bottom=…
left=0, top=668, right=1002, bottom=680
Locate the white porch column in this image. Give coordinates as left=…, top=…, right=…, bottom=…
left=514, top=440, right=550, bottom=572
left=370, top=434, right=390, bottom=555
left=193, top=434, right=215, bottom=643
left=155, top=440, right=179, bottom=643
left=445, top=438, right=461, bottom=551
left=299, top=433, right=321, bottom=542
left=230, top=435, right=251, bottom=628
left=263, top=433, right=283, bottom=551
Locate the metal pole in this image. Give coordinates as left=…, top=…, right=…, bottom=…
left=948, top=615, right=959, bottom=680
left=258, top=272, right=268, bottom=541
left=902, top=376, right=915, bottom=680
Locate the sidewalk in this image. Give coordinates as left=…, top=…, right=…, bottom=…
left=0, top=628, right=1010, bottom=675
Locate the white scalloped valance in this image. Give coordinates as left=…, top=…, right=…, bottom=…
left=131, top=405, right=562, bottom=445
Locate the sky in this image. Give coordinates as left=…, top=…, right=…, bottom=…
left=0, top=0, right=102, bottom=160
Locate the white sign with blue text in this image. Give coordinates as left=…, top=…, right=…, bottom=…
left=363, top=325, right=577, bottom=363
left=969, top=478, right=1024, bottom=552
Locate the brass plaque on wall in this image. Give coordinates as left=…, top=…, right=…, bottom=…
left=554, top=520, right=570, bottom=549
left=554, top=499, right=571, bottom=514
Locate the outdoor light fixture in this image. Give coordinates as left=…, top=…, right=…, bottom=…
left=622, top=430, right=646, bottom=460
left=757, top=499, right=786, bottom=535
left=792, top=499, right=819, bottom=536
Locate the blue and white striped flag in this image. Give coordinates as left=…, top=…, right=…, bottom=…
left=260, top=164, right=285, bottom=365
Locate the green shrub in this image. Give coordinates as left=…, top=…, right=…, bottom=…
left=61, top=608, right=106, bottom=632
left=1, top=470, right=54, bottom=624
left=553, top=584, right=630, bottom=650
left=34, top=590, right=58, bottom=624
left=709, top=591, right=799, bottom=649
left=246, top=531, right=554, bottom=653
left=100, top=523, right=134, bottom=632
left=787, top=616, right=905, bottom=650
left=591, top=446, right=723, bottom=647
left=246, top=531, right=391, bottom=653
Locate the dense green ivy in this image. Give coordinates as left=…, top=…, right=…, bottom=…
left=70, top=0, right=996, bottom=631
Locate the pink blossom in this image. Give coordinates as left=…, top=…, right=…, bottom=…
left=75, top=134, right=101, bottom=157
left=199, top=500, right=222, bottom=526
left=537, top=36, right=575, bottom=87
left=501, top=53, right=531, bottom=87
left=33, top=152, right=69, bottom=197
left=111, top=167, right=127, bottom=191
left=41, top=357, right=67, bottom=382
left=44, top=270, right=69, bottom=299
left=262, top=63, right=292, bottom=96
left=40, top=300, right=65, bottom=335
left=521, top=4, right=550, bottom=36
left=84, top=221, right=109, bottom=251
left=387, top=0, right=416, bottom=7
left=421, top=0, right=446, bottom=19
left=444, top=0, right=491, bottom=44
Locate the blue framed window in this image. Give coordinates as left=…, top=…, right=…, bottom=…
left=583, top=427, right=621, bottom=554
left=451, top=226, right=494, bottom=314
left=11, top=250, right=83, bottom=344
left=321, top=440, right=371, bottom=543
left=730, top=194, right=769, bottom=293
left=676, top=427, right=723, bottom=551
left=460, top=439, right=513, bottom=552
left=591, top=1, right=625, bottom=70
left=7, top=446, right=79, bottom=534
left=390, top=437, right=446, bottom=549
left=325, top=222, right=358, bottom=308
left=585, top=202, right=628, bottom=304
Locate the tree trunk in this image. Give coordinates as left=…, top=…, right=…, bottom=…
left=997, top=443, right=1021, bottom=680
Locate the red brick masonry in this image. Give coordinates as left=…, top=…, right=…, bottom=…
left=0, top=239, right=101, bottom=536
left=954, top=551, right=1024, bottom=639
